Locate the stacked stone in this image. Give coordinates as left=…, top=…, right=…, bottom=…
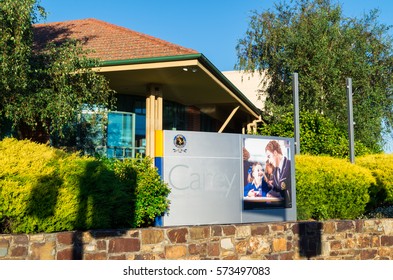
left=1, top=219, right=393, bottom=260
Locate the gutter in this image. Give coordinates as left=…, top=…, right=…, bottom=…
left=99, top=54, right=203, bottom=67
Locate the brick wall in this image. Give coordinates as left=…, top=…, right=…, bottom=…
left=1, top=219, right=393, bottom=260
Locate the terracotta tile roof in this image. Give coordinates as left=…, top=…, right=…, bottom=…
left=33, top=18, right=199, bottom=61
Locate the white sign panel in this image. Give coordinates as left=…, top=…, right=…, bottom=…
left=157, top=131, right=296, bottom=226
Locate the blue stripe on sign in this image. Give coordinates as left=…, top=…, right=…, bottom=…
left=154, top=157, right=163, bottom=178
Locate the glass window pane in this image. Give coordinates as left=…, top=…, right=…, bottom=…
left=107, top=113, right=134, bottom=147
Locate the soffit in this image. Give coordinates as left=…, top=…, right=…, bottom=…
left=97, top=59, right=260, bottom=120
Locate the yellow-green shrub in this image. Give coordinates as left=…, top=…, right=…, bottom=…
left=0, top=138, right=170, bottom=233
left=112, top=157, right=171, bottom=228
left=1, top=138, right=63, bottom=233
left=356, top=154, right=393, bottom=206
left=295, top=155, right=375, bottom=220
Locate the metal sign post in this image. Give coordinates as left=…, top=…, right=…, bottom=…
left=293, top=73, right=300, bottom=155
left=346, top=78, right=355, bottom=163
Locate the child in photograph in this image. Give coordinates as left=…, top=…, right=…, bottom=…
left=244, top=162, right=269, bottom=197
left=265, top=161, right=283, bottom=199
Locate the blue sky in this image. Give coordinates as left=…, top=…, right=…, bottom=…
left=38, top=0, right=393, bottom=71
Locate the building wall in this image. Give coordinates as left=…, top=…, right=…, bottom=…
left=1, top=219, right=393, bottom=260
left=223, top=71, right=269, bottom=111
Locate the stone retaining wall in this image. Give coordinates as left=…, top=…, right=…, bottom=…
left=1, top=219, right=393, bottom=260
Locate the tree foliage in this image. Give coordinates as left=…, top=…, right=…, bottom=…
left=0, top=0, right=35, bottom=111
left=236, top=0, right=393, bottom=153
left=0, top=0, right=115, bottom=141
left=258, top=109, right=372, bottom=157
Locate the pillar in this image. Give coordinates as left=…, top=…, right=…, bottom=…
left=146, top=85, right=163, bottom=158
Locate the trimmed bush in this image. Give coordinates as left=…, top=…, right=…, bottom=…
left=295, top=155, right=375, bottom=220
left=356, top=154, right=393, bottom=207
left=112, top=157, right=171, bottom=228
left=0, top=138, right=170, bottom=233
left=0, top=138, right=64, bottom=233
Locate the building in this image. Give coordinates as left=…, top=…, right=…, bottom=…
left=223, top=70, right=268, bottom=110
left=33, top=18, right=261, bottom=158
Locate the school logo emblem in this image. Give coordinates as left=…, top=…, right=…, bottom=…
left=173, top=134, right=187, bottom=153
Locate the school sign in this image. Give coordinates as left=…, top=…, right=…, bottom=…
left=154, top=130, right=297, bottom=226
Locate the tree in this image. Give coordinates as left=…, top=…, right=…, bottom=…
left=236, top=0, right=393, bottom=153
left=258, top=109, right=371, bottom=157
left=0, top=0, right=34, bottom=123
left=0, top=0, right=115, bottom=142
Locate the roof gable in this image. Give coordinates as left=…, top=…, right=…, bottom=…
left=33, top=18, right=198, bottom=61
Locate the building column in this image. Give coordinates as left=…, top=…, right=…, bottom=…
left=146, top=85, right=163, bottom=157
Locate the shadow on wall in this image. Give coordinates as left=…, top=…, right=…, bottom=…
left=298, top=222, right=322, bottom=259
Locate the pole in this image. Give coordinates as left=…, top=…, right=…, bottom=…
left=293, top=73, right=300, bottom=155
left=346, top=78, right=355, bottom=163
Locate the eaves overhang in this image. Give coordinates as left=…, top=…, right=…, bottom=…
left=94, top=54, right=261, bottom=119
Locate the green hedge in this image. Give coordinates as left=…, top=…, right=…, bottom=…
left=0, top=138, right=170, bottom=233
left=295, top=155, right=375, bottom=220
left=356, top=154, right=393, bottom=207
left=2, top=138, right=392, bottom=233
